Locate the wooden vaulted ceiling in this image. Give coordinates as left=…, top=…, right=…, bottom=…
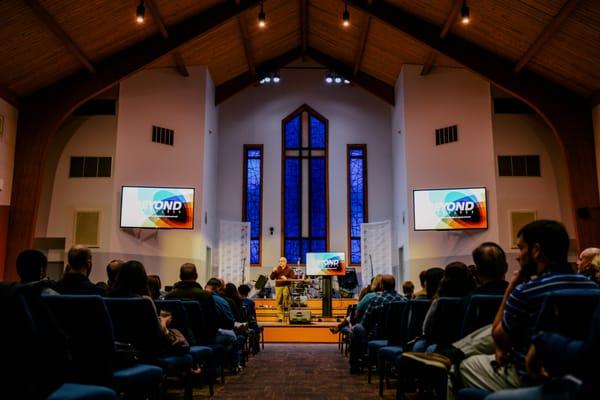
left=0, top=0, right=599, bottom=107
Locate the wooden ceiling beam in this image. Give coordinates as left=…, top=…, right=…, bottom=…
left=421, top=0, right=462, bottom=76
left=145, top=0, right=169, bottom=39
left=172, top=52, right=189, bottom=77
left=24, top=0, right=95, bottom=74
left=216, top=47, right=303, bottom=104
left=307, top=47, right=394, bottom=105
left=238, top=15, right=256, bottom=76
left=514, top=0, right=583, bottom=73
left=0, top=85, right=20, bottom=109
left=301, top=0, right=309, bottom=60
left=353, top=16, right=371, bottom=78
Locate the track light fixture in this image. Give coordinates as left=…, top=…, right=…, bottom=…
left=460, top=1, right=470, bottom=25
left=258, top=1, right=266, bottom=28
left=325, top=71, right=351, bottom=85
left=342, top=1, right=350, bottom=27
left=259, top=71, right=281, bottom=85
left=136, top=0, right=145, bottom=24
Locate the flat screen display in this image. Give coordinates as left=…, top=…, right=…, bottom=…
left=306, top=252, right=346, bottom=276
left=413, top=187, right=487, bottom=231
left=120, top=186, right=194, bottom=229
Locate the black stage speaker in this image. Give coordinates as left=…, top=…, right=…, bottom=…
left=255, top=274, right=268, bottom=290
left=338, top=269, right=358, bottom=290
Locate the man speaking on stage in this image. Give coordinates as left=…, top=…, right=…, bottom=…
left=270, top=256, right=295, bottom=322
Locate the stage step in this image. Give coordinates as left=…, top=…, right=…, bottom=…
left=261, top=321, right=340, bottom=343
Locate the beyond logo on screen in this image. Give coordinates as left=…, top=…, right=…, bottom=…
left=306, top=253, right=346, bottom=276
left=121, top=187, right=194, bottom=229
left=414, top=188, right=487, bottom=230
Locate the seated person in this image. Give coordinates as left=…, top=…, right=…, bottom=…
left=16, top=249, right=57, bottom=295
left=54, top=246, right=104, bottom=295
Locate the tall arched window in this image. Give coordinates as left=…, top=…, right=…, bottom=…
left=282, top=105, right=328, bottom=264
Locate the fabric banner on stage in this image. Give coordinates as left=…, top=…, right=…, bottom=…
left=360, top=220, right=392, bottom=288
left=218, top=220, right=251, bottom=286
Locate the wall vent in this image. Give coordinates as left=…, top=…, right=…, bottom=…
left=435, top=125, right=458, bottom=145
left=74, top=210, right=100, bottom=247
left=510, top=211, right=536, bottom=248
left=152, top=125, right=174, bottom=146
left=69, top=156, right=112, bottom=178
left=498, top=155, right=540, bottom=177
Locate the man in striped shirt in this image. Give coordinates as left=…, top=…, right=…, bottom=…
left=458, top=220, right=599, bottom=393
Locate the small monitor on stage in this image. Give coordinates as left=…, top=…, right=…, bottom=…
left=306, top=252, right=346, bottom=276
left=413, top=187, right=488, bottom=231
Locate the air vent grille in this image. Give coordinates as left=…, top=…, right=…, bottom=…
left=152, top=125, right=174, bottom=146
left=435, top=125, right=458, bottom=145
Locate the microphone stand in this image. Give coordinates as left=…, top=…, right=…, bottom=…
left=241, top=257, right=246, bottom=284
left=369, top=254, right=374, bottom=279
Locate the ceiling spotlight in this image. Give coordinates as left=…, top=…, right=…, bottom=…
left=136, top=0, right=145, bottom=24
left=344, top=79, right=351, bottom=84
left=258, top=1, right=266, bottom=28
left=272, top=72, right=280, bottom=83
left=460, top=1, right=470, bottom=24
left=334, top=76, right=342, bottom=84
left=325, top=76, right=333, bottom=84
left=342, top=1, right=350, bottom=27
left=264, top=76, right=271, bottom=83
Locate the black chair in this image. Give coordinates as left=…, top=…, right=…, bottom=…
left=181, top=300, right=227, bottom=384
left=535, top=288, right=600, bottom=339
left=155, top=299, right=217, bottom=395
left=0, top=285, right=118, bottom=400
left=425, top=297, right=465, bottom=349
left=42, top=295, right=163, bottom=398
left=460, top=294, right=503, bottom=337
left=104, top=297, right=194, bottom=400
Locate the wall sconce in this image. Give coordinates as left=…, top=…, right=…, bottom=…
left=269, top=226, right=274, bottom=235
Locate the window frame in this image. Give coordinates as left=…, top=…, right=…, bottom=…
left=346, top=144, right=368, bottom=266
left=242, top=144, right=264, bottom=266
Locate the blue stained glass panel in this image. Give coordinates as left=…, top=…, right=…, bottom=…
left=310, top=116, right=325, bottom=149
left=349, top=158, right=364, bottom=237
left=250, top=239, right=260, bottom=265
left=284, top=159, right=301, bottom=237
left=247, top=158, right=261, bottom=238
left=351, top=239, right=361, bottom=265
left=285, top=116, right=301, bottom=149
left=301, top=240, right=310, bottom=264
left=247, top=149, right=261, bottom=158
left=349, top=149, right=364, bottom=157
left=311, top=240, right=326, bottom=252
left=310, top=158, right=326, bottom=238
left=285, top=240, right=301, bottom=264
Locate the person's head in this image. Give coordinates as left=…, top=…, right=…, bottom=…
left=424, top=267, right=444, bottom=299
left=278, top=257, right=288, bottom=268
left=224, top=283, right=242, bottom=302
left=205, top=277, right=222, bottom=292
left=516, top=220, right=570, bottom=275
left=590, top=254, right=600, bottom=284
left=95, top=281, right=109, bottom=292
left=67, top=245, right=92, bottom=276
left=147, top=274, right=162, bottom=300
left=381, top=274, right=396, bottom=291
left=16, top=249, right=48, bottom=283
left=577, top=248, right=600, bottom=273
left=106, top=259, right=124, bottom=288
left=436, top=261, right=476, bottom=298
left=402, top=281, right=415, bottom=297
left=179, top=263, right=198, bottom=282
left=238, top=284, right=251, bottom=298
left=418, top=270, right=427, bottom=289
left=111, top=260, right=148, bottom=297
left=370, top=274, right=384, bottom=291
left=472, top=242, right=508, bottom=283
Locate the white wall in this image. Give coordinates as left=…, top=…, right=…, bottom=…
left=493, top=113, right=574, bottom=271
left=217, top=65, right=394, bottom=281
left=399, top=65, right=500, bottom=284
left=0, top=99, right=17, bottom=205
left=107, top=66, right=210, bottom=285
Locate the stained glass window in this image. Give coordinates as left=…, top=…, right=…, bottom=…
left=282, top=105, right=328, bottom=264
left=243, top=145, right=263, bottom=265
left=347, top=145, right=368, bottom=265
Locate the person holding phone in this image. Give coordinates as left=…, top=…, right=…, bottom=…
left=456, top=220, right=599, bottom=395
left=270, top=257, right=295, bottom=322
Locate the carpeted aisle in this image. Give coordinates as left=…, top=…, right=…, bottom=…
left=173, top=343, right=396, bottom=399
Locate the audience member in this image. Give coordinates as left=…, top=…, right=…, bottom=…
left=238, top=284, right=261, bottom=354
left=349, top=275, right=406, bottom=373
left=54, top=246, right=104, bottom=295
left=577, top=247, right=600, bottom=280
left=147, top=275, right=163, bottom=300
left=108, top=260, right=149, bottom=297
left=590, top=254, right=600, bottom=284
left=424, top=267, right=444, bottom=299
left=224, top=283, right=247, bottom=323
left=16, top=249, right=57, bottom=295
left=329, top=276, right=380, bottom=334
left=457, top=220, right=599, bottom=393
left=414, top=270, right=428, bottom=298
left=106, top=259, right=123, bottom=290
left=402, top=280, right=415, bottom=299
left=470, top=242, right=509, bottom=295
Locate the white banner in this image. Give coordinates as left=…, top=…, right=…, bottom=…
left=360, top=220, right=392, bottom=288
left=218, top=220, right=251, bottom=286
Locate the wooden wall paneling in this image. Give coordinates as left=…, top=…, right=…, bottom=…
left=348, top=0, right=600, bottom=249
left=421, top=0, right=462, bottom=76
left=4, top=0, right=263, bottom=281
left=0, top=206, right=9, bottom=280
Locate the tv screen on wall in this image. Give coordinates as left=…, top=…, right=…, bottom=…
left=306, top=252, right=346, bottom=276
left=413, top=187, right=488, bottom=231
left=120, top=186, right=194, bottom=229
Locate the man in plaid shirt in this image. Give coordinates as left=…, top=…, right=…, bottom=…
left=349, top=274, right=407, bottom=373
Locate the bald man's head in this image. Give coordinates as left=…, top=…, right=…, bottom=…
left=381, top=274, right=396, bottom=291
left=578, top=248, right=600, bottom=273
left=180, top=263, right=198, bottom=281
left=67, top=245, right=92, bottom=276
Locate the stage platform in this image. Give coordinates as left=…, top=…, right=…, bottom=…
left=255, top=298, right=356, bottom=343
